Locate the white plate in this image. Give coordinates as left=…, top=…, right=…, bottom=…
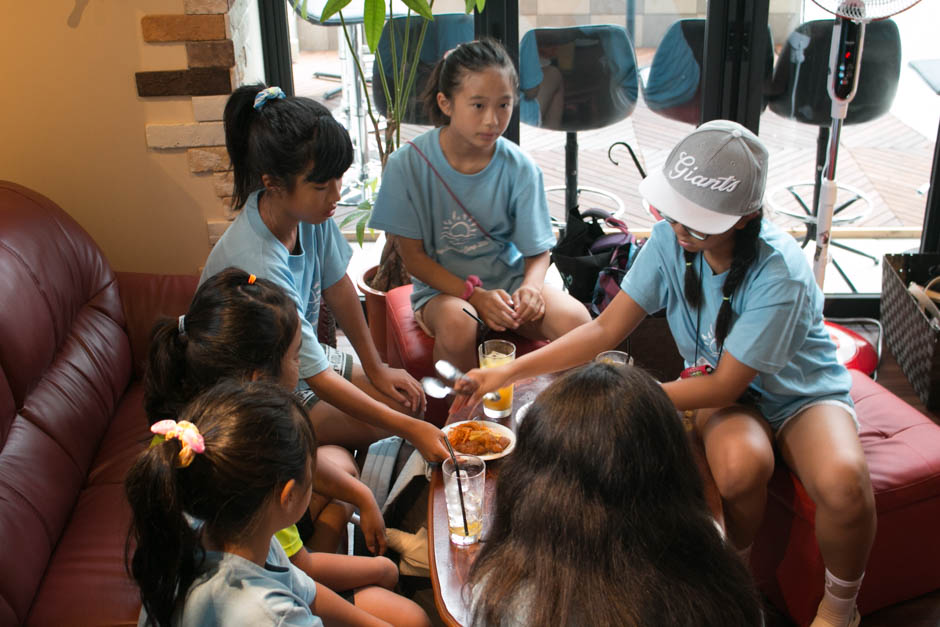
left=443, top=420, right=516, bottom=461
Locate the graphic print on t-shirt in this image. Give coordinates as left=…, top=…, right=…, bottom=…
left=438, top=209, right=490, bottom=256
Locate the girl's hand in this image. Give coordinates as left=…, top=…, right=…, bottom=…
left=469, top=288, right=518, bottom=331
left=512, top=284, right=545, bottom=323
left=449, top=367, right=510, bottom=414
left=408, top=420, right=449, bottom=463
left=358, top=495, right=388, bottom=556
left=370, top=365, right=426, bottom=416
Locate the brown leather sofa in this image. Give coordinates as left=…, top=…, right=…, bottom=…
left=0, top=181, right=198, bottom=626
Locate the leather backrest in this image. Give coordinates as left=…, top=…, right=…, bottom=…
left=0, top=181, right=131, bottom=622
left=519, top=24, right=638, bottom=131
left=768, top=19, right=901, bottom=126
left=372, top=13, right=475, bottom=124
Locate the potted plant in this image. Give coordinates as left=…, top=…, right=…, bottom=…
left=296, top=0, right=485, bottom=357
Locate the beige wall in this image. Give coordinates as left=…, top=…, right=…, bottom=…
left=0, top=1, right=217, bottom=275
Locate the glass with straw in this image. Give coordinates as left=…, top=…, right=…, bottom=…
left=441, top=437, right=486, bottom=545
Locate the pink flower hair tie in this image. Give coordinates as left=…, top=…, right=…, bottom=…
left=151, top=419, right=206, bottom=468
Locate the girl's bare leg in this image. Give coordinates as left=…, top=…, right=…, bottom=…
left=306, top=445, right=358, bottom=554
left=420, top=294, right=480, bottom=373
left=303, top=553, right=398, bottom=591
left=695, top=405, right=776, bottom=550
left=353, top=586, right=432, bottom=627
left=515, top=284, right=591, bottom=341
left=777, top=405, right=876, bottom=580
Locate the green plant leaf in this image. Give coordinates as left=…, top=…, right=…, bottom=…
left=464, top=0, right=474, bottom=13
left=319, top=0, right=353, bottom=23
left=339, top=208, right=371, bottom=229
left=356, top=218, right=367, bottom=246
left=400, top=0, right=434, bottom=20
left=475, top=0, right=486, bottom=11
left=291, top=0, right=309, bottom=20
left=362, top=0, right=385, bottom=53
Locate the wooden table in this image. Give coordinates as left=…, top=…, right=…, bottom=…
left=426, top=375, right=724, bottom=627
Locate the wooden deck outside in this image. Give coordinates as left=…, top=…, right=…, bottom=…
left=294, top=48, right=935, bottom=241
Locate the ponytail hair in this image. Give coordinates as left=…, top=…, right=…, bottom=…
left=224, top=83, right=354, bottom=210
left=681, top=211, right=763, bottom=350
left=422, top=38, right=518, bottom=127
left=715, top=212, right=762, bottom=347
left=126, top=380, right=317, bottom=627
left=145, top=267, right=299, bottom=424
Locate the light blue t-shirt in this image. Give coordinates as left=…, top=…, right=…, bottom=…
left=200, top=189, right=353, bottom=379
left=622, top=219, right=853, bottom=424
left=369, top=127, right=556, bottom=311
left=137, top=536, right=322, bottom=627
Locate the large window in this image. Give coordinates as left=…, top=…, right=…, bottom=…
left=261, top=0, right=940, bottom=299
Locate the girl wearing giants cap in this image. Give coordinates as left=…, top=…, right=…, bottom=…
left=454, top=120, right=875, bottom=627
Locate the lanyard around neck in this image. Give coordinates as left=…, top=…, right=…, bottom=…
left=692, top=252, right=727, bottom=368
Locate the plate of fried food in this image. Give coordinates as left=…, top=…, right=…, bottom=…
left=443, top=420, right=516, bottom=461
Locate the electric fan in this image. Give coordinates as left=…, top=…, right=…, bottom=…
left=810, top=0, right=923, bottom=288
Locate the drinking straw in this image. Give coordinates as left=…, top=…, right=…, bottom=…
left=462, top=307, right=490, bottom=340
left=441, top=435, right=470, bottom=536
left=462, top=307, right=486, bottom=327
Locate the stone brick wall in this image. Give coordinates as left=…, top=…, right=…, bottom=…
left=136, top=0, right=249, bottom=247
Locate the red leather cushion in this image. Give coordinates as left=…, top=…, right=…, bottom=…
left=116, top=271, right=198, bottom=381
left=385, top=285, right=548, bottom=426
left=0, top=181, right=134, bottom=623
left=87, top=384, right=151, bottom=487
left=753, top=369, right=940, bottom=624
left=26, top=483, right=141, bottom=627
left=385, top=285, right=436, bottom=375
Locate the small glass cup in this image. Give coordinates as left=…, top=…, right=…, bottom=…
left=595, top=349, right=634, bottom=367
left=478, top=339, right=516, bottom=418
left=442, top=454, right=486, bottom=546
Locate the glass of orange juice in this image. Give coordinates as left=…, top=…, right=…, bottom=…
left=478, top=339, right=515, bottom=418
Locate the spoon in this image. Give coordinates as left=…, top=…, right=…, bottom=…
left=421, top=376, right=500, bottom=402
left=435, top=360, right=466, bottom=383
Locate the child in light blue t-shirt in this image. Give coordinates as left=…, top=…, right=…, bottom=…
left=128, top=382, right=328, bottom=626
left=454, top=121, right=875, bottom=627
left=202, top=84, right=447, bottom=465
left=370, top=39, right=590, bottom=372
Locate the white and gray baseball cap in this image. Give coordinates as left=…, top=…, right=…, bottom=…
left=638, top=119, right=768, bottom=235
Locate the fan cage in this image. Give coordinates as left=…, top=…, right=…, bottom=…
left=811, top=0, right=922, bottom=21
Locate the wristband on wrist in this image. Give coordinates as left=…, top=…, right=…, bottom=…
left=461, top=275, right=482, bottom=300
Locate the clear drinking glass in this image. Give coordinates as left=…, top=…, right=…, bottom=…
left=595, top=349, right=634, bottom=367
left=478, top=339, right=516, bottom=418
left=442, top=454, right=486, bottom=545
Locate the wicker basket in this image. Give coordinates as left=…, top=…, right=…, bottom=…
left=881, top=253, right=940, bottom=409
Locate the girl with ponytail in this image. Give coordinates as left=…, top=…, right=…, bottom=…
left=369, top=39, right=590, bottom=372
left=143, top=268, right=429, bottom=626
left=127, top=380, right=328, bottom=625
left=455, top=120, right=875, bottom=627
left=204, top=83, right=448, bottom=465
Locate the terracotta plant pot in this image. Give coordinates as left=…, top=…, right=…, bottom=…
left=358, top=265, right=388, bottom=363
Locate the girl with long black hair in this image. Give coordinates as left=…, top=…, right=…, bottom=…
left=468, top=362, right=761, bottom=626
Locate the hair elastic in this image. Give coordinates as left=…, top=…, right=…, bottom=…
left=178, top=314, right=186, bottom=336
left=151, top=419, right=206, bottom=468
left=254, top=86, right=286, bottom=110
left=248, top=274, right=257, bottom=285
left=722, top=295, right=730, bottom=301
